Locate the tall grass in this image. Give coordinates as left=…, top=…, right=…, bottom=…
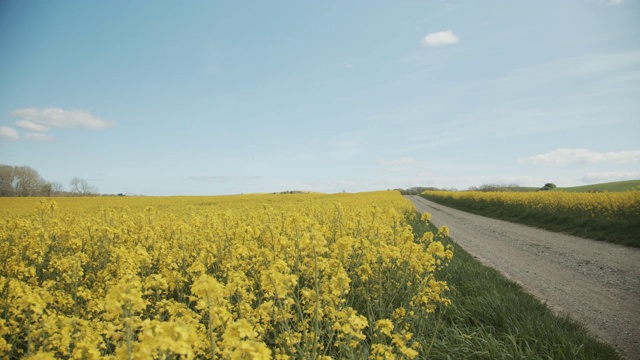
left=408, top=213, right=621, bottom=359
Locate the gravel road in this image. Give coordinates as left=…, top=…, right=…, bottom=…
left=406, top=195, right=640, bottom=360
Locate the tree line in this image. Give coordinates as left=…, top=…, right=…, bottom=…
left=396, top=186, right=445, bottom=195
left=0, top=164, right=98, bottom=197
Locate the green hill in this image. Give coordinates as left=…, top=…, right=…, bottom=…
left=558, top=180, right=640, bottom=192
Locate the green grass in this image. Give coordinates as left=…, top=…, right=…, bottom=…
left=557, top=180, right=640, bottom=192
left=407, top=213, right=622, bottom=359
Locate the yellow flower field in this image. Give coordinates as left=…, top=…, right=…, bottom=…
left=422, top=190, right=640, bottom=221
left=421, top=189, right=640, bottom=247
left=0, top=191, right=452, bottom=359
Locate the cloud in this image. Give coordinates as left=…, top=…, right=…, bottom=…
left=188, top=175, right=262, bottom=183
left=10, top=108, right=115, bottom=129
left=16, top=120, right=50, bottom=132
left=0, top=126, right=54, bottom=141
left=608, top=0, right=624, bottom=4
left=24, top=133, right=55, bottom=142
left=4, top=107, right=115, bottom=143
left=580, top=171, right=640, bottom=183
left=392, top=50, right=639, bottom=146
left=302, top=179, right=409, bottom=193
left=518, top=148, right=640, bottom=165
left=378, top=157, right=417, bottom=166
left=421, top=30, right=459, bottom=47
left=0, top=126, right=19, bottom=140
left=498, top=51, right=640, bottom=92
left=479, top=176, right=545, bottom=187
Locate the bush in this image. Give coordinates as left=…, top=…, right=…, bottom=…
left=540, top=183, right=557, bottom=191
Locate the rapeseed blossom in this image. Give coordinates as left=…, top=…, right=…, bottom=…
left=422, top=189, right=640, bottom=222
left=0, top=191, right=453, bottom=358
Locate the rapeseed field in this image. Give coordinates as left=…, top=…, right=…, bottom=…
left=0, top=191, right=452, bottom=359
left=422, top=190, right=640, bottom=246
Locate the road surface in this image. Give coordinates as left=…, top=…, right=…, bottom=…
left=406, top=195, right=640, bottom=360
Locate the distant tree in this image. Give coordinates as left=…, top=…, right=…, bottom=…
left=397, top=186, right=445, bottom=195
left=0, top=164, right=15, bottom=196
left=540, top=183, right=557, bottom=191
left=478, top=183, right=522, bottom=192
left=50, top=181, right=65, bottom=196
left=0, top=164, right=84, bottom=197
left=41, top=182, right=52, bottom=197
left=70, top=177, right=98, bottom=196
left=13, top=166, right=46, bottom=196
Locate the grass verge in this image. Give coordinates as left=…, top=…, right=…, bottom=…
left=408, top=212, right=621, bottom=359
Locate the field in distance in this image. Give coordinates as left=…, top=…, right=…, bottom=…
left=421, top=185, right=640, bottom=247
left=556, top=179, right=640, bottom=192
left=475, top=180, right=640, bottom=193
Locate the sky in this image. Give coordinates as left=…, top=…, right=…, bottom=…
left=1, top=0, right=639, bottom=195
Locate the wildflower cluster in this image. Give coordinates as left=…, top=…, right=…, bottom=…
left=1, top=192, right=453, bottom=359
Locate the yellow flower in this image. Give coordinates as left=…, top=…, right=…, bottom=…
left=375, top=319, right=394, bottom=336
left=371, top=344, right=397, bottom=360
left=437, top=225, right=450, bottom=237
left=230, top=340, right=272, bottom=360
left=105, top=275, right=146, bottom=320
left=24, top=351, right=56, bottom=360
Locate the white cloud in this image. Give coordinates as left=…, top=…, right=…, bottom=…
left=392, top=50, right=640, bottom=145
left=0, top=126, right=19, bottom=140
left=498, top=51, right=640, bottom=92
left=16, top=120, right=49, bottom=132
left=10, top=108, right=115, bottom=129
left=518, top=148, right=640, bottom=165
left=378, top=157, right=417, bottom=166
left=188, top=175, right=261, bottom=183
left=302, top=179, right=409, bottom=193
left=480, top=176, right=545, bottom=187
left=608, top=0, right=624, bottom=4
left=580, top=172, right=640, bottom=183
left=24, top=133, right=55, bottom=142
left=3, top=107, right=114, bottom=143
left=421, top=30, right=459, bottom=47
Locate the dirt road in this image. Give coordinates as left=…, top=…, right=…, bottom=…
left=406, top=195, right=640, bottom=360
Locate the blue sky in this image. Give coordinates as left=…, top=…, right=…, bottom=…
left=1, top=0, right=639, bottom=195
